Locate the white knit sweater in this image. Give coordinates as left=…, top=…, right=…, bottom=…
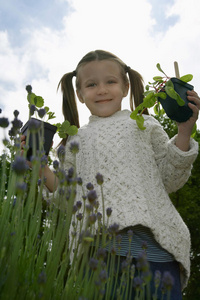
left=64, top=110, right=199, bottom=289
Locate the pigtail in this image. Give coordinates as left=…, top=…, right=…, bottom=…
left=57, top=71, right=80, bottom=145
left=126, top=67, right=148, bottom=115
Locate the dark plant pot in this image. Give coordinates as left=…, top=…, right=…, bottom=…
left=21, top=118, right=57, bottom=161
left=158, top=77, right=194, bottom=122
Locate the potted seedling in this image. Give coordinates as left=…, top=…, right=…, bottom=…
left=130, top=62, right=194, bottom=130
left=21, top=85, right=78, bottom=160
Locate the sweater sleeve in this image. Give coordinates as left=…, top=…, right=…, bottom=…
left=149, top=118, right=199, bottom=193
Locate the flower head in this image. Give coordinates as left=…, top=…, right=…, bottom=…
left=154, top=270, right=161, bottom=288
left=26, top=85, right=32, bottom=93
left=30, top=105, right=36, bottom=116
left=95, top=173, right=104, bottom=185
left=87, top=190, right=98, bottom=204
left=38, top=108, right=46, bottom=118
left=12, top=156, right=29, bottom=175
left=0, top=117, right=9, bottom=128
left=86, top=182, right=94, bottom=190
left=69, top=141, right=79, bottom=154
left=13, top=110, right=19, bottom=118
left=28, top=118, right=41, bottom=131
left=106, top=207, right=112, bottom=217
left=161, top=271, right=174, bottom=292
left=89, top=258, right=99, bottom=271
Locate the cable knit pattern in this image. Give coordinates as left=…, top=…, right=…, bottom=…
left=64, top=110, right=198, bottom=289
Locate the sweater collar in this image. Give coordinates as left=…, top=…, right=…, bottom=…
left=89, top=109, right=131, bottom=123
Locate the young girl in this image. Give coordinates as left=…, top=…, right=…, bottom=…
left=22, top=50, right=199, bottom=299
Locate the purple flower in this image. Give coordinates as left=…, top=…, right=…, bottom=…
left=72, top=205, right=78, bottom=214
left=57, top=145, right=65, bottom=162
left=108, top=223, right=119, bottom=235
left=69, top=141, right=79, bottom=154
left=28, top=118, right=41, bottom=131
left=76, top=213, right=83, bottom=221
left=12, top=156, right=28, bottom=175
left=13, top=110, right=19, bottom=118
left=30, top=105, right=36, bottom=116
left=38, top=108, right=46, bottom=118
left=88, top=213, right=97, bottom=224
left=99, top=270, right=107, bottom=283
left=77, top=177, right=82, bottom=185
left=89, top=258, right=99, bottom=271
left=0, top=117, right=9, bottom=128
left=26, top=85, right=32, bottom=93
left=154, top=270, right=161, bottom=288
left=11, top=118, right=23, bottom=130
left=106, top=207, right=112, bottom=217
left=41, top=155, right=48, bottom=167
left=133, top=276, right=143, bottom=290
left=161, top=271, right=174, bottom=291
left=87, top=190, right=98, bottom=204
left=76, top=201, right=82, bottom=209
left=68, top=167, right=74, bottom=178
left=127, top=229, right=133, bottom=241
left=95, top=173, right=104, bottom=185
left=97, top=248, right=107, bottom=260
left=16, top=182, right=27, bottom=193
left=136, top=251, right=149, bottom=272
left=86, top=182, right=94, bottom=190
left=53, top=160, right=59, bottom=170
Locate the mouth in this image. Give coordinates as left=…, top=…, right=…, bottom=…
left=96, top=99, right=112, bottom=103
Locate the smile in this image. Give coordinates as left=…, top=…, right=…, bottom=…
left=96, top=99, right=112, bottom=103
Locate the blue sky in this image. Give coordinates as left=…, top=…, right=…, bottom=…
left=0, top=0, right=200, bottom=150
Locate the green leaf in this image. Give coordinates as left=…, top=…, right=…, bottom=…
left=34, top=96, right=44, bottom=108
left=136, top=115, right=146, bottom=130
left=165, top=79, right=174, bottom=88
left=156, top=63, right=166, bottom=75
left=176, top=94, right=185, bottom=106
left=60, top=120, right=70, bottom=131
left=191, top=123, right=197, bottom=137
left=67, top=125, right=78, bottom=136
left=153, top=76, right=163, bottom=82
left=180, top=74, right=193, bottom=83
left=44, top=106, right=50, bottom=113
left=165, top=86, right=178, bottom=100
left=157, top=92, right=167, bottom=100
left=27, top=93, right=36, bottom=105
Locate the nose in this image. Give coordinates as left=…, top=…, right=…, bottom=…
left=97, top=83, right=108, bottom=95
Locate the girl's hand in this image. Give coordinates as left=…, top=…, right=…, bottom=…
left=175, top=90, right=200, bottom=151
left=20, top=135, right=26, bottom=156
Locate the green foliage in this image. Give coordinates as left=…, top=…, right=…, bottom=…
left=130, top=64, right=193, bottom=130
left=155, top=115, right=200, bottom=300
left=56, top=120, right=78, bottom=139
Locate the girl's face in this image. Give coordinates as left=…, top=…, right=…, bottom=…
left=76, top=60, right=129, bottom=117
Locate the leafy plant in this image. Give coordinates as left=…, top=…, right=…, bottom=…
left=130, top=64, right=193, bottom=130
left=26, top=85, right=78, bottom=138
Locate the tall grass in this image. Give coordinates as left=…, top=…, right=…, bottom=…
left=0, top=111, right=173, bottom=300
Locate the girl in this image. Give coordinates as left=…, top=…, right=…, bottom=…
left=22, top=50, right=199, bottom=299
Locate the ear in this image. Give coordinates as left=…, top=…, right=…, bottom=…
left=76, top=90, right=84, bottom=103
left=123, top=82, right=129, bottom=97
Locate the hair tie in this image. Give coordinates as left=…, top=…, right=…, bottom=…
left=125, top=66, right=131, bottom=73
left=72, top=70, right=77, bottom=77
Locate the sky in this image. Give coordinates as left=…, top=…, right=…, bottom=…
left=0, top=0, right=200, bottom=151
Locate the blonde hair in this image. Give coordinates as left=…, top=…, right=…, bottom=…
left=58, top=50, right=147, bottom=144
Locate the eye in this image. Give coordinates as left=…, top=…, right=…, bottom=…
left=87, top=82, right=96, bottom=87
left=107, top=79, right=116, bottom=84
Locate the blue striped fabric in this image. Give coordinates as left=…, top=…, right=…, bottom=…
left=103, top=225, right=174, bottom=262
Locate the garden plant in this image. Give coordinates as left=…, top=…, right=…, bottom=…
left=0, top=91, right=179, bottom=300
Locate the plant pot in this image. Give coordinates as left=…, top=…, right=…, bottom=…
left=21, top=118, right=57, bottom=161
left=158, top=77, right=194, bottom=122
